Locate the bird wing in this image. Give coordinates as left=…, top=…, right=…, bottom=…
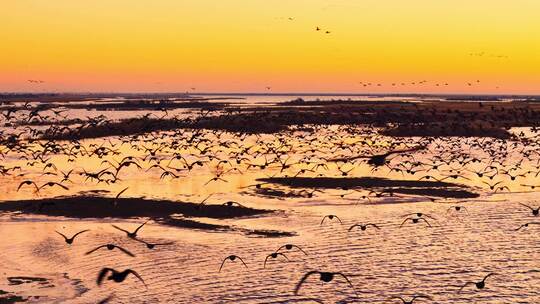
left=368, top=223, right=381, bottom=229
left=236, top=256, right=248, bottom=268
left=85, top=245, right=107, bottom=255
left=55, top=182, right=69, bottom=190
left=133, top=221, right=148, bottom=234
left=399, top=218, right=410, bottom=227
left=294, top=271, right=319, bottom=295
left=55, top=231, right=68, bottom=240
left=111, top=224, right=130, bottom=234
left=127, top=269, right=147, bottom=288
left=17, top=181, right=30, bottom=192
left=97, top=268, right=113, bottom=285
left=420, top=218, right=432, bottom=227
left=514, top=224, right=527, bottom=231
left=219, top=257, right=229, bottom=272
left=458, top=281, right=475, bottom=293
left=483, top=272, right=496, bottom=281
left=335, top=272, right=355, bottom=292
left=200, top=194, right=213, bottom=205
left=519, top=203, right=533, bottom=210
left=292, top=245, right=308, bottom=255
left=348, top=224, right=359, bottom=231
left=154, top=242, right=174, bottom=246
left=72, top=229, right=90, bottom=239
left=116, top=187, right=129, bottom=199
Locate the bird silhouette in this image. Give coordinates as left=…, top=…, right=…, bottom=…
left=17, top=180, right=39, bottom=192
left=514, top=222, right=540, bottom=231
left=446, top=206, right=469, bottom=215
left=97, top=268, right=147, bottom=288
left=219, top=255, right=248, bottom=272
left=85, top=244, right=135, bottom=257
left=55, top=229, right=89, bottom=244
left=519, top=203, right=540, bottom=216
left=135, top=238, right=174, bottom=249
left=389, top=295, right=432, bottom=303
left=294, top=271, right=355, bottom=295
left=112, top=221, right=148, bottom=239
left=400, top=217, right=432, bottom=228
left=348, top=223, right=380, bottom=231
left=276, top=244, right=308, bottom=255
left=458, top=273, right=496, bottom=293
left=320, top=215, right=342, bottom=225
left=263, top=252, right=289, bottom=268
left=39, top=181, right=69, bottom=191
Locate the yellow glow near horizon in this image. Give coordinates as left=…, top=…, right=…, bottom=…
left=1, top=0, right=539, bottom=93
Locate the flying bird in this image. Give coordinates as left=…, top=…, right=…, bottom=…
left=85, top=244, right=135, bottom=257
left=97, top=268, right=147, bottom=288
left=320, top=215, right=342, bottom=225
left=55, top=229, right=89, bottom=245
left=112, top=221, right=149, bottom=239
left=294, top=271, right=355, bottom=295
left=219, top=255, right=248, bottom=272
left=458, top=273, right=496, bottom=293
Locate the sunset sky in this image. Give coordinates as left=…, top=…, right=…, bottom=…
left=1, top=0, right=539, bottom=94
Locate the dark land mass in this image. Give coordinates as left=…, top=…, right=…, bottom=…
left=0, top=196, right=271, bottom=219
left=29, top=98, right=540, bottom=140
left=0, top=196, right=295, bottom=237
left=257, top=177, right=479, bottom=199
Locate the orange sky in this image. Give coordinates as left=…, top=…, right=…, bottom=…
left=1, top=0, right=539, bottom=94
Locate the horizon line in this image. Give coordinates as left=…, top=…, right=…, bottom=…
left=1, top=91, right=540, bottom=97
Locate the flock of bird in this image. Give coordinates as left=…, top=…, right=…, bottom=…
left=1, top=98, right=540, bottom=302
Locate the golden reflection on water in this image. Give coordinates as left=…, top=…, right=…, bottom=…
left=1, top=119, right=540, bottom=302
